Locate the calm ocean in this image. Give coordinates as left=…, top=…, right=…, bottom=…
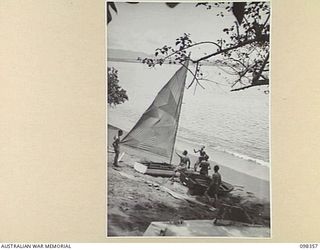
left=108, top=61, right=270, bottom=180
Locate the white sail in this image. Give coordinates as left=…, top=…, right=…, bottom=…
left=121, top=60, right=189, bottom=163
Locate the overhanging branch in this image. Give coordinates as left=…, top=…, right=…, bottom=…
left=231, top=79, right=269, bottom=92
left=195, top=36, right=269, bottom=63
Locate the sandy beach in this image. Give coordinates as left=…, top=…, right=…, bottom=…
left=107, top=125, right=270, bottom=236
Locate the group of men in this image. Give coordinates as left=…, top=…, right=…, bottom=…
left=175, top=146, right=214, bottom=177
left=174, top=146, right=222, bottom=207
left=112, top=129, right=222, bottom=207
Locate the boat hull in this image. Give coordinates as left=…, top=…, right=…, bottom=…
left=134, top=161, right=176, bottom=177
left=180, top=171, right=234, bottom=196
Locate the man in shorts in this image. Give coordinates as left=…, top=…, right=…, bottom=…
left=193, top=146, right=207, bottom=172
left=170, top=150, right=190, bottom=182
left=199, top=155, right=210, bottom=176
left=204, top=165, right=222, bottom=208
left=112, top=129, right=123, bottom=167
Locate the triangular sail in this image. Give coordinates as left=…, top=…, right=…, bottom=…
left=121, top=60, right=189, bottom=163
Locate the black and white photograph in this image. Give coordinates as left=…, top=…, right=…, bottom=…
left=106, top=1, right=271, bottom=237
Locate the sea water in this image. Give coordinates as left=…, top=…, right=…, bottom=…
left=108, top=61, right=270, bottom=181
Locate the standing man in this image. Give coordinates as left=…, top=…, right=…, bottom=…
left=204, top=165, right=222, bottom=208
left=193, top=146, right=207, bottom=172
left=199, top=155, right=210, bottom=176
left=112, top=129, right=123, bottom=167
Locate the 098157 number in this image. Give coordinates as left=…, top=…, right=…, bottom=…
left=300, top=244, right=318, bottom=248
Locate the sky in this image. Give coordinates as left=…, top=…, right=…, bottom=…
left=107, top=2, right=236, bottom=56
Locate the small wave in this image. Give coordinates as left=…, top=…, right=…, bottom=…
left=177, top=130, right=270, bottom=167
left=177, top=136, right=270, bottom=168
left=213, top=146, right=269, bottom=167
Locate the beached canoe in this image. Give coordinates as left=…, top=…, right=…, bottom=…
left=180, top=171, right=234, bottom=196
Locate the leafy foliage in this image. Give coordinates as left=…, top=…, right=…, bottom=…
left=107, top=1, right=270, bottom=92
left=107, top=2, right=118, bottom=24
left=232, top=2, right=246, bottom=24
left=107, top=2, right=179, bottom=23
left=138, top=2, right=270, bottom=92
left=108, top=67, right=128, bottom=106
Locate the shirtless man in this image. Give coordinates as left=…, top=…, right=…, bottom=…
left=112, top=129, right=123, bottom=167
left=170, top=150, right=190, bottom=182
left=204, top=165, right=222, bottom=208
left=193, top=146, right=207, bottom=172
left=199, top=155, right=210, bottom=176
left=176, top=150, right=191, bottom=170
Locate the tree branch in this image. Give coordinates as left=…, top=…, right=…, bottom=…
left=160, top=41, right=222, bottom=63
left=262, top=13, right=270, bottom=29
left=178, top=62, right=205, bottom=90
left=231, top=79, right=269, bottom=92
left=226, top=56, right=248, bottom=68
left=195, top=37, right=266, bottom=62
left=187, top=61, right=199, bottom=88
left=252, top=52, right=269, bottom=84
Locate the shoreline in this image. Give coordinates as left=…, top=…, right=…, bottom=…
left=175, top=138, right=270, bottom=182
left=109, top=123, right=270, bottom=182
left=109, top=121, right=270, bottom=181
left=107, top=124, right=270, bottom=236
left=108, top=124, right=270, bottom=201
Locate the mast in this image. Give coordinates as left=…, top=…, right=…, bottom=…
left=169, top=55, right=190, bottom=164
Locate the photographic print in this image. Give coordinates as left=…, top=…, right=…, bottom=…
left=106, top=1, right=271, bottom=237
